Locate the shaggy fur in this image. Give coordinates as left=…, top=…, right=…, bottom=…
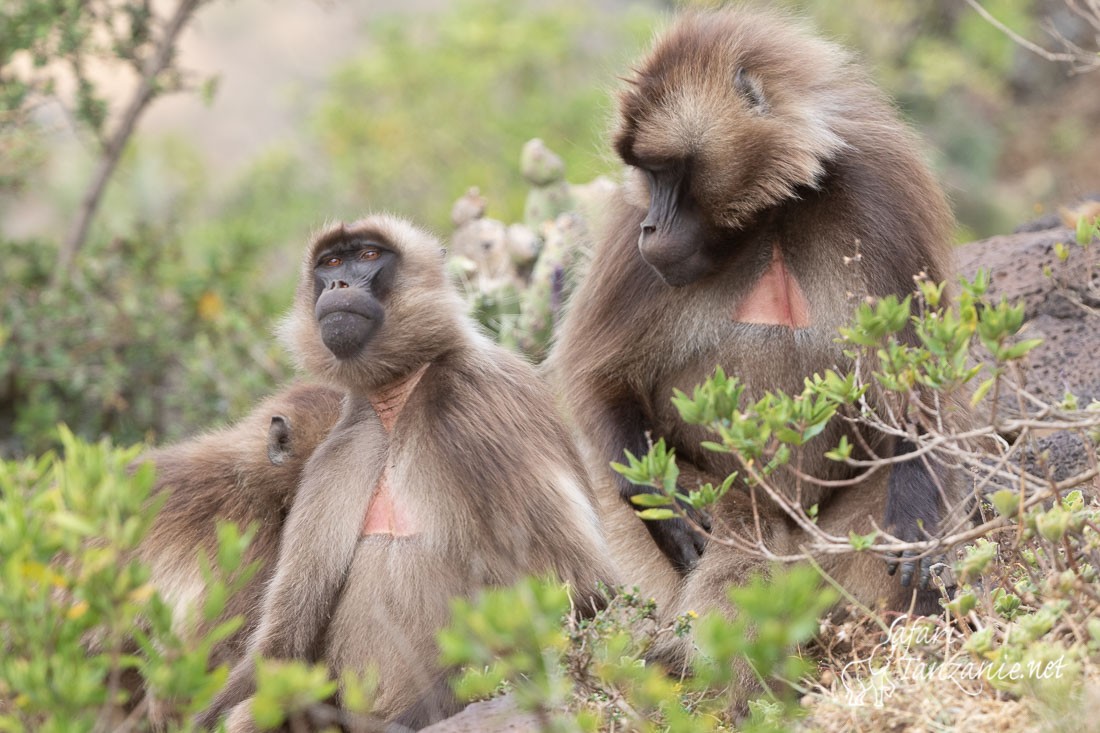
left=137, top=382, right=343, bottom=667
left=549, top=7, right=969, bottom=703
left=199, top=215, right=618, bottom=730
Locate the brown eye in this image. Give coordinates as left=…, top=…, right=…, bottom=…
left=323, top=256, right=342, bottom=267
left=360, top=248, right=380, bottom=261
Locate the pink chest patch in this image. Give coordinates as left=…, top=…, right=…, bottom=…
left=361, top=363, right=430, bottom=537
left=732, top=244, right=810, bottom=328
left=361, top=466, right=416, bottom=536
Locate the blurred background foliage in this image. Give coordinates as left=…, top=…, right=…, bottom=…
left=313, top=0, right=654, bottom=229
left=0, top=0, right=1097, bottom=456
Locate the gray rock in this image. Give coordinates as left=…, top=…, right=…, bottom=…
left=420, top=695, right=543, bottom=733
left=956, top=226, right=1100, bottom=408
left=957, top=226, right=1099, bottom=496
left=1019, top=431, right=1094, bottom=485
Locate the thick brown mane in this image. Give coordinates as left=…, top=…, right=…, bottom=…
left=549, top=7, right=968, bottom=711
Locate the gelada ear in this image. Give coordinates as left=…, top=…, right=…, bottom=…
left=734, top=67, right=767, bottom=112
left=267, top=415, right=291, bottom=465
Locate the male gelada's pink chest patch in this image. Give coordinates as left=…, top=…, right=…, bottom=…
left=732, top=245, right=810, bottom=328
left=360, top=364, right=430, bottom=537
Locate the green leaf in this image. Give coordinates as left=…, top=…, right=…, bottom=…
left=50, top=512, right=97, bottom=537
left=848, top=530, right=877, bottom=550
left=946, top=590, right=977, bottom=616
left=998, top=338, right=1043, bottom=361
left=661, top=453, right=680, bottom=494
left=1077, top=213, right=1095, bottom=245
left=629, top=493, right=673, bottom=508
left=203, top=582, right=228, bottom=622
left=963, top=269, right=990, bottom=297
left=609, top=455, right=649, bottom=487
left=824, top=435, right=852, bottom=461
left=801, top=419, right=830, bottom=443
left=251, top=693, right=285, bottom=729
left=919, top=279, right=947, bottom=308
left=964, top=626, right=994, bottom=653
left=453, top=665, right=507, bottom=701
left=992, top=589, right=1021, bottom=619
left=635, top=508, right=677, bottom=521
left=957, top=538, right=997, bottom=582
left=1035, top=506, right=1069, bottom=542
left=989, top=489, right=1020, bottom=518
left=775, top=427, right=803, bottom=445
left=970, top=376, right=995, bottom=406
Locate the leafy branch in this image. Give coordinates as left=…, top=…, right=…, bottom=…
left=615, top=254, right=1100, bottom=572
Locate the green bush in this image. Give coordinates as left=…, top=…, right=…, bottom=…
left=0, top=130, right=351, bottom=458
left=0, top=428, right=378, bottom=731
left=439, top=569, right=836, bottom=732
left=0, top=222, right=292, bottom=457
left=0, top=426, right=836, bottom=731
left=0, top=428, right=228, bottom=730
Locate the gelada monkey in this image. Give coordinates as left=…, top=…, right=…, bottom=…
left=198, top=215, right=618, bottom=730
left=550, top=7, right=969, bottom=684
left=131, top=383, right=342, bottom=717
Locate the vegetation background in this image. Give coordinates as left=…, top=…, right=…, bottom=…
left=1, top=1, right=1099, bottom=730
left=2, top=0, right=1098, bottom=455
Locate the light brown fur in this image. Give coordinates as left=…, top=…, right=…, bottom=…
left=137, top=382, right=343, bottom=667
left=199, top=215, right=618, bottom=730
left=549, top=8, right=970, bottom=701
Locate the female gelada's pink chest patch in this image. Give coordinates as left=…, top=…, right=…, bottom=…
left=732, top=245, right=810, bottom=328
left=360, top=364, right=430, bottom=537
left=361, top=468, right=415, bottom=536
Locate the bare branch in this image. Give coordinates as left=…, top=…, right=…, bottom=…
left=962, top=0, right=1080, bottom=64
left=1068, top=0, right=1100, bottom=32
left=963, top=0, right=1100, bottom=73
left=56, top=0, right=208, bottom=285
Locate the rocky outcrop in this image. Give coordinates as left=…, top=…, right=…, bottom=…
left=956, top=224, right=1098, bottom=486
left=956, top=225, right=1100, bottom=409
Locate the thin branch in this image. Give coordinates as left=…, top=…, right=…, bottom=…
left=693, top=430, right=1099, bottom=564
left=964, top=0, right=1100, bottom=73
left=1068, top=0, right=1100, bottom=32
left=962, top=0, right=1080, bottom=64
left=56, top=0, right=206, bottom=285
